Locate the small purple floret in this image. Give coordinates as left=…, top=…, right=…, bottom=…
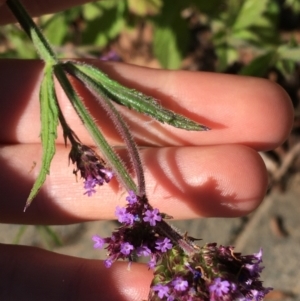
left=104, top=258, right=113, bottom=268
left=209, top=278, right=230, bottom=298
left=253, top=248, right=263, bottom=262
left=155, top=237, right=172, bottom=253
left=148, top=256, right=157, bottom=269
left=120, top=242, right=134, bottom=255
left=136, top=245, right=151, bottom=257
left=126, top=190, right=138, bottom=204
left=100, top=168, right=114, bottom=183
left=152, top=284, right=170, bottom=299
left=115, top=206, right=134, bottom=225
left=172, top=277, right=189, bottom=291
left=143, top=208, right=162, bottom=226
left=92, top=235, right=105, bottom=249
left=83, top=176, right=97, bottom=196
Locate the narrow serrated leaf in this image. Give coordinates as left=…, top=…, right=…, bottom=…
left=25, top=66, right=59, bottom=210
left=70, top=62, right=209, bottom=131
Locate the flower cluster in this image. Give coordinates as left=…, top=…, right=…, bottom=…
left=69, top=143, right=113, bottom=196
left=93, top=191, right=174, bottom=269
left=93, top=191, right=272, bottom=301
left=149, top=244, right=272, bottom=301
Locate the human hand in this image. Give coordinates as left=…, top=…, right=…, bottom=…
left=0, top=1, right=293, bottom=300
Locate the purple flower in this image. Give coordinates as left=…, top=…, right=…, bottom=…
left=104, top=258, right=113, bottom=268
left=136, top=245, right=151, bottom=257
left=92, top=235, right=105, bottom=249
left=100, top=50, right=120, bottom=61
left=253, top=248, right=263, bottom=262
left=244, top=263, right=263, bottom=276
left=126, top=190, right=137, bottom=204
left=115, top=206, right=134, bottom=225
left=155, top=237, right=172, bottom=252
left=209, top=278, right=230, bottom=298
left=69, top=144, right=113, bottom=193
left=172, top=277, right=189, bottom=291
left=152, top=284, right=170, bottom=299
left=251, top=288, right=270, bottom=301
left=143, top=208, right=162, bottom=226
left=148, top=256, right=157, bottom=269
left=120, top=242, right=134, bottom=255
left=83, top=176, right=97, bottom=196
left=100, top=168, right=114, bottom=183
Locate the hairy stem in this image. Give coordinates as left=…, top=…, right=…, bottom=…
left=64, top=62, right=146, bottom=195
left=6, top=0, right=57, bottom=64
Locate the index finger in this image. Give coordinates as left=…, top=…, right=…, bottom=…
left=0, top=60, right=293, bottom=150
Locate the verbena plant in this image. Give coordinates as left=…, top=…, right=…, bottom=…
left=3, top=0, right=274, bottom=300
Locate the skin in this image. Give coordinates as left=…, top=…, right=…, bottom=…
left=0, top=1, right=294, bottom=300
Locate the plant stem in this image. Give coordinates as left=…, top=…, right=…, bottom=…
left=54, top=65, right=138, bottom=193
left=64, top=62, right=145, bottom=196
left=6, top=0, right=57, bottom=64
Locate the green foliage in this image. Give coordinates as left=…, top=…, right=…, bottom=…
left=127, top=0, right=162, bottom=16
left=152, top=1, right=189, bottom=69
left=212, top=0, right=280, bottom=71
left=1, top=0, right=300, bottom=76
left=81, top=1, right=126, bottom=48
left=13, top=225, right=62, bottom=250
left=285, top=0, right=300, bottom=13
left=42, top=14, right=68, bottom=45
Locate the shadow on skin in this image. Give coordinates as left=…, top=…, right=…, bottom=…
left=0, top=60, right=43, bottom=144
left=71, top=61, right=225, bottom=147
left=0, top=243, right=144, bottom=301
left=142, top=146, right=255, bottom=218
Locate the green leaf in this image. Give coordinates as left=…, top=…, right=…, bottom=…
left=232, top=0, right=269, bottom=31
left=44, top=13, right=68, bottom=45
left=276, top=59, right=296, bottom=78
left=153, top=25, right=182, bottom=69
left=82, top=2, right=103, bottom=20
left=25, top=66, right=59, bottom=209
left=152, top=0, right=189, bottom=69
left=239, top=51, right=276, bottom=77
left=43, top=14, right=67, bottom=45
left=70, top=62, right=208, bottom=131
left=82, top=1, right=125, bottom=48
left=277, top=45, right=300, bottom=61
left=127, top=0, right=162, bottom=16
left=8, top=30, right=37, bottom=58
left=215, top=45, right=238, bottom=72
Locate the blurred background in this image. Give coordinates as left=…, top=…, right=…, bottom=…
left=1, top=0, right=300, bottom=300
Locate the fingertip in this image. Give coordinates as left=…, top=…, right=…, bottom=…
left=111, top=262, right=152, bottom=301
left=0, top=244, right=152, bottom=301
left=145, top=145, right=268, bottom=218
left=257, top=79, right=294, bottom=148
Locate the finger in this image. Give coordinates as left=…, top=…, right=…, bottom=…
left=0, top=143, right=267, bottom=224
left=0, top=60, right=293, bottom=150
left=0, top=0, right=92, bottom=25
left=0, top=243, right=151, bottom=301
